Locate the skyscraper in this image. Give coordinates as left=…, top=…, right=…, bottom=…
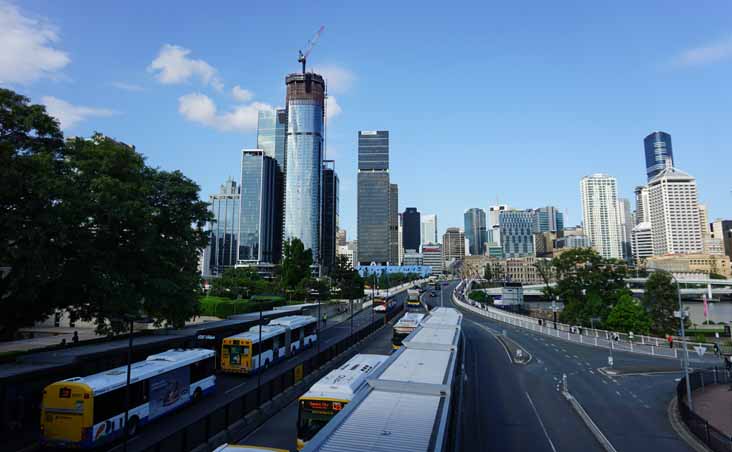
left=422, top=243, right=443, bottom=274
left=357, top=130, right=390, bottom=265
left=711, top=220, right=732, bottom=260
left=648, top=166, right=702, bottom=255
left=442, top=228, right=465, bottom=264
left=205, top=178, right=240, bottom=276
left=488, top=205, right=509, bottom=245
left=320, top=161, right=339, bottom=275
left=389, top=183, right=399, bottom=264
left=634, top=185, right=650, bottom=225
left=464, top=208, right=487, bottom=256
left=499, top=210, right=536, bottom=258
left=580, top=174, right=623, bottom=259
left=616, top=198, right=633, bottom=262
left=421, top=214, right=438, bottom=246
left=631, top=222, right=653, bottom=265
left=257, top=109, right=287, bottom=262
left=533, top=206, right=564, bottom=234
left=644, top=131, right=673, bottom=181
left=238, top=150, right=277, bottom=265
left=402, top=207, right=421, bottom=252
left=284, top=72, right=325, bottom=266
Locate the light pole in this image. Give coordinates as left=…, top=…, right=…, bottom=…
left=552, top=296, right=558, bottom=329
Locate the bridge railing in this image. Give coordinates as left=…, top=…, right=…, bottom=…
left=453, top=280, right=719, bottom=359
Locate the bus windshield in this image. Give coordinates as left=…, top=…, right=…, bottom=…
left=392, top=331, right=410, bottom=347
left=224, top=344, right=249, bottom=365
left=298, top=399, right=344, bottom=441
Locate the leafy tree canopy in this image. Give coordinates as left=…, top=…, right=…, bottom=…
left=605, top=293, right=651, bottom=334
left=642, top=271, right=684, bottom=335
left=281, top=238, right=313, bottom=290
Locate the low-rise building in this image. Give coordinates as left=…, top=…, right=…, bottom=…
left=483, top=257, right=553, bottom=285
left=421, top=243, right=443, bottom=274
left=646, top=253, right=732, bottom=278
left=403, top=249, right=423, bottom=266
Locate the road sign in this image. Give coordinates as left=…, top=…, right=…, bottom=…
left=608, top=356, right=614, bottom=367
left=673, top=310, right=689, bottom=319
left=694, top=345, right=707, bottom=357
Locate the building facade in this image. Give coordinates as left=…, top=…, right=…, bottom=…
left=257, top=109, right=287, bottom=262
left=631, top=222, right=653, bottom=266
left=489, top=204, right=509, bottom=246
left=483, top=257, right=553, bottom=285
left=320, top=162, right=339, bottom=275
left=644, top=131, right=674, bottom=181
left=648, top=166, right=703, bottom=255
left=402, top=207, right=421, bottom=253
left=499, top=210, right=536, bottom=258
left=464, top=208, right=488, bottom=256
left=237, top=150, right=277, bottom=266
left=617, top=198, right=633, bottom=262
left=421, top=214, right=438, bottom=245
left=403, top=249, right=423, bottom=266
left=555, top=234, right=591, bottom=250
left=205, top=178, right=240, bottom=276
left=442, top=228, right=466, bottom=264
left=711, top=219, right=732, bottom=260
left=336, top=229, right=347, bottom=247
left=634, top=185, right=650, bottom=225
left=534, top=206, right=564, bottom=234
left=580, top=174, right=623, bottom=259
left=357, top=130, right=390, bottom=265
left=422, top=243, right=443, bottom=274
left=284, top=73, right=325, bottom=265
left=389, top=184, right=399, bottom=265
left=646, top=254, right=731, bottom=278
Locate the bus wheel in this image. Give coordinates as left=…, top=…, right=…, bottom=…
left=192, top=388, right=202, bottom=403
left=127, top=416, right=139, bottom=436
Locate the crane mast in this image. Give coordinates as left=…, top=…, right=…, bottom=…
left=298, top=25, right=325, bottom=73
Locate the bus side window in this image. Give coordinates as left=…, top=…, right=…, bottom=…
left=93, top=388, right=126, bottom=424
left=191, top=357, right=215, bottom=382
left=129, top=380, right=148, bottom=406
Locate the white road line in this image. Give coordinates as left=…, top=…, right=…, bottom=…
left=615, top=391, right=621, bottom=397
left=525, top=392, right=558, bottom=452
left=589, top=370, right=595, bottom=375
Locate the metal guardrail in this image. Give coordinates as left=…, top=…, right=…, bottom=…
left=677, top=369, right=732, bottom=452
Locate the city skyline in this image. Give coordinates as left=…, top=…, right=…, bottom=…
left=2, top=1, right=731, bottom=239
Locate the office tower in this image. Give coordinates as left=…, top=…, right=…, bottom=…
left=336, top=229, right=347, bottom=247
left=580, top=174, right=623, bottom=259
left=648, top=166, right=702, bottom=255
left=711, top=220, right=732, bottom=259
left=256, top=109, right=287, bottom=262
left=205, top=178, right=240, bottom=276
left=644, top=131, right=674, bottom=181
left=422, top=243, right=443, bottom=274
left=284, top=72, right=325, bottom=266
left=464, top=208, right=487, bottom=256
left=402, top=249, right=423, bottom=266
left=489, top=205, right=509, bottom=245
left=237, top=150, right=277, bottom=266
left=442, top=228, right=465, bottom=263
left=634, top=186, right=650, bottom=225
left=534, top=206, right=564, bottom=234
left=499, top=210, right=536, bottom=258
left=631, top=223, right=653, bottom=265
left=320, top=161, right=339, bottom=275
left=616, top=198, right=633, bottom=262
left=402, top=207, right=421, bottom=252
left=421, top=214, right=438, bottom=245
left=357, top=130, right=390, bottom=265
left=389, top=184, right=399, bottom=264
left=397, top=214, right=404, bottom=265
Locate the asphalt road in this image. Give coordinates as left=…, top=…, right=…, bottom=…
left=435, top=284, right=697, bottom=452
left=104, top=294, right=405, bottom=452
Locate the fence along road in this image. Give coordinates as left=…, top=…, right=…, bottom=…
left=455, top=280, right=719, bottom=362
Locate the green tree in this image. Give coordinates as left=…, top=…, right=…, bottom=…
left=605, top=294, right=651, bottom=334
left=210, top=267, right=271, bottom=299
left=483, top=263, right=493, bottom=282
left=281, top=238, right=313, bottom=290
left=331, top=254, right=364, bottom=300
left=709, top=273, right=727, bottom=280
left=642, top=271, right=681, bottom=335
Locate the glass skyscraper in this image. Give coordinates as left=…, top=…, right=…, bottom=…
left=464, top=208, right=487, bottom=255
left=320, top=162, right=339, bottom=275
left=644, top=131, right=673, bottom=181
left=499, top=210, right=536, bottom=258
left=284, top=73, right=325, bottom=264
left=237, top=150, right=277, bottom=264
left=534, top=206, right=564, bottom=234
left=205, top=178, right=240, bottom=276
left=357, top=130, right=391, bottom=265
left=257, top=109, right=287, bottom=262
left=402, top=207, right=421, bottom=252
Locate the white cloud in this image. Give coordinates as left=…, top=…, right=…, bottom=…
left=178, top=92, right=273, bottom=132
left=111, top=81, right=144, bottom=92
left=231, top=85, right=253, bottom=102
left=673, top=36, right=732, bottom=67
left=0, top=1, right=70, bottom=84
left=326, top=95, right=342, bottom=121
left=148, top=44, right=223, bottom=90
left=312, top=64, right=355, bottom=94
left=41, top=96, right=116, bottom=130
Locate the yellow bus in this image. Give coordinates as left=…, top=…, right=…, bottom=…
left=221, top=315, right=317, bottom=374
left=406, top=288, right=421, bottom=311
left=40, top=348, right=215, bottom=448
left=296, top=354, right=388, bottom=450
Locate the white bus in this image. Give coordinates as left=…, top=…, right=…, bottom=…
left=221, top=315, right=317, bottom=374
left=296, top=354, right=388, bottom=450
left=41, top=348, right=215, bottom=448
left=392, top=312, right=425, bottom=350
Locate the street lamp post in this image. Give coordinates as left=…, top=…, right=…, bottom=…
left=552, top=296, right=558, bottom=329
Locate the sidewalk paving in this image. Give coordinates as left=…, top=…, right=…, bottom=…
left=692, top=384, right=732, bottom=436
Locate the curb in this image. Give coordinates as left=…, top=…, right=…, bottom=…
left=561, top=391, right=617, bottom=452
left=667, top=396, right=713, bottom=452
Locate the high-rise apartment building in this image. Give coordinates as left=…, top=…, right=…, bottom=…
left=711, top=220, right=732, bottom=260
left=422, top=243, right=443, bottom=274
left=284, top=73, right=325, bottom=266
left=237, top=150, right=277, bottom=266
left=389, top=184, right=399, bottom=264
left=320, top=161, right=339, bottom=275
left=631, top=222, right=653, bottom=265
left=534, top=206, right=564, bottom=235
left=634, top=185, right=650, bottom=225
left=357, top=130, right=390, bottom=265
left=648, top=166, right=703, bottom=256
left=205, top=178, right=240, bottom=276
left=489, top=205, right=509, bottom=245
left=464, top=208, right=487, bottom=256
left=421, top=214, right=438, bottom=245
left=644, top=131, right=674, bottom=181
left=580, top=174, right=623, bottom=259
left=617, top=198, right=633, bottom=262
left=499, top=210, right=536, bottom=258
left=402, top=207, right=421, bottom=252
left=256, top=109, right=287, bottom=262
left=442, top=228, right=465, bottom=264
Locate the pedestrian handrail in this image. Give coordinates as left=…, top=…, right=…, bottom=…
left=457, top=279, right=718, bottom=359
left=677, top=369, right=732, bottom=452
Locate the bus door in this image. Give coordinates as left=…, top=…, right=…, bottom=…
left=284, top=328, right=293, bottom=356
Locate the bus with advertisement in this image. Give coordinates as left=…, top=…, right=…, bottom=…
left=40, top=348, right=216, bottom=449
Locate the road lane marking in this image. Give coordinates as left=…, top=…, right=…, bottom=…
left=525, top=392, right=558, bottom=452
left=589, top=370, right=595, bottom=375
left=615, top=391, right=621, bottom=397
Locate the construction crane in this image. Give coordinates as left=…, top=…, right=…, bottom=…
left=298, top=25, right=325, bottom=74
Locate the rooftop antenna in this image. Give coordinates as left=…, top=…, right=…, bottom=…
left=298, top=25, right=325, bottom=74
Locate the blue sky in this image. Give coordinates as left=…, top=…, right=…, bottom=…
left=2, top=1, right=731, bottom=238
